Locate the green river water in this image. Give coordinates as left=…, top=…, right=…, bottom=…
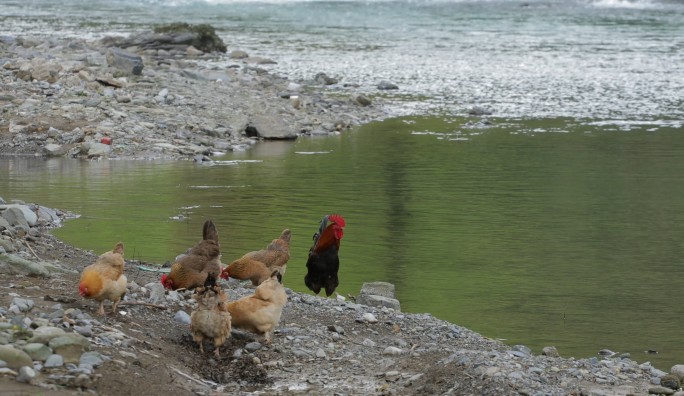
left=2, top=115, right=683, bottom=369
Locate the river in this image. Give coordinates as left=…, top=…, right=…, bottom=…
left=2, top=115, right=684, bottom=369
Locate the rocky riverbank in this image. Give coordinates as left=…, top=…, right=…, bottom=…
left=2, top=201, right=684, bottom=395
left=0, top=29, right=389, bottom=161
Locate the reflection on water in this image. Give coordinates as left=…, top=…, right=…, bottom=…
left=2, top=115, right=684, bottom=369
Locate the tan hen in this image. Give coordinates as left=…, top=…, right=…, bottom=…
left=78, top=242, right=127, bottom=316
left=190, top=275, right=232, bottom=358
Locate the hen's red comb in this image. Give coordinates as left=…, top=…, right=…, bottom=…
left=160, top=274, right=168, bottom=284
left=328, top=214, right=346, bottom=228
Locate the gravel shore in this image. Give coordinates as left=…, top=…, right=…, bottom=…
left=2, top=32, right=684, bottom=395
left=1, top=32, right=389, bottom=160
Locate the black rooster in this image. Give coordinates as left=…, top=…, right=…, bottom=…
left=304, top=214, right=346, bottom=296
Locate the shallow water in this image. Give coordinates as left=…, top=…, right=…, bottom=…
left=2, top=116, right=684, bottom=369
left=1, top=0, right=683, bottom=119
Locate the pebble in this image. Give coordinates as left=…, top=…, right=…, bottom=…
left=73, top=325, right=93, bottom=338
left=362, top=313, right=377, bottom=323
left=17, top=366, right=36, bottom=383
left=148, top=283, right=166, bottom=303
left=44, top=354, right=64, bottom=368
left=79, top=351, right=105, bottom=368
left=244, top=342, right=262, bottom=352
left=327, top=325, right=345, bottom=335
left=166, top=290, right=181, bottom=302
left=118, top=351, right=137, bottom=359
left=173, top=310, right=191, bottom=325
left=383, top=346, right=403, bottom=356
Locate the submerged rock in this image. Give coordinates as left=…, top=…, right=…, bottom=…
left=106, top=48, right=144, bottom=75
left=153, top=23, right=227, bottom=53
left=377, top=81, right=399, bottom=90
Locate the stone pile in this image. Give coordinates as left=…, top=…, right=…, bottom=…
left=0, top=31, right=389, bottom=161
left=0, top=197, right=76, bottom=277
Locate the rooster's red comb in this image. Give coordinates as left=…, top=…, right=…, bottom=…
left=328, top=214, right=345, bottom=228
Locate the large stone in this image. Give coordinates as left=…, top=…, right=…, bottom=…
left=79, top=351, right=106, bottom=368
left=11, top=297, right=34, bottom=313
left=0, top=345, right=33, bottom=369
left=44, top=143, right=68, bottom=157
left=229, top=50, right=249, bottom=59
left=0, top=204, right=37, bottom=227
left=355, top=294, right=401, bottom=312
left=35, top=205, right=61, bottom=226
left=542, top=346, right=560, bottom=358
left=247, top=114, right=297, bottom=140
left=110, top=23, right=227, bottom=53
left=44, top=354, right=64, bottom=368
left=0, top=254, right=51, bottom=277
left=671, top=364, right=684, bottom=381
left=649, top=386, right=675, bottom=395
left=106, top=47, right=144, bottom=75
left=9, top=120, right=29, bottom=133
left=359, top=282, right=395, bottom=298
left=49, top=333, right=90, bottom=363
left=315, top=72, right=338, bottom=85
left=86, top=142, right=113, bottom=158
left=31, top=59, right=62, bottom=83
left=153, top=23, right=227, bottom=53
left=0, top=217, right=11, bottom=232
left=28, top=326, right=66, bottom=344
left=377, top=80, right=399, bottom=90
left=22, top=343, right=52, bottom=361
left=352, top=94, right=372, bottom=107
left=661, top=374, right=682, bottom=390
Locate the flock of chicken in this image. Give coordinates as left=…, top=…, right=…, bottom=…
left=77, top=214, right=346, bottom=357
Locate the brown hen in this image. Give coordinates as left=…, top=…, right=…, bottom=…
left=161, top=219, right=223, bottom=290
left=221, top=229, right=291, bottom=286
